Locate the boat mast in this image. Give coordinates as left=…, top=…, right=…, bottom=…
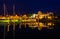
left=3, top=3, right=6, bottom=39
left=13, top=4, right=15, bottom=39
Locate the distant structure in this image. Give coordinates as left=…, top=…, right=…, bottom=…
left=0, top=4, right=59, bottom=31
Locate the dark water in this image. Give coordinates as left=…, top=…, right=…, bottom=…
left=0, top=24, right=60, bottom=39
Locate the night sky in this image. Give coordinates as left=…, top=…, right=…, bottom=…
left=0, top=0, right=60, bottom=39
left=0, top=0, right=60, bottom=15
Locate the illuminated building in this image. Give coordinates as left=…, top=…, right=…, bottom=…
left=0, top=11, right=56, bottom=31
left=0, top=4, right=59, bottom=31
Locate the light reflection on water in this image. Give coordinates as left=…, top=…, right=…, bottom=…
left=0, top=22, right=60, bottom=39
left=0, top=22, right=55, bottom=31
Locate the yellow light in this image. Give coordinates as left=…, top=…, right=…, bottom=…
left=10, top=16, right=13, bottom=19
left=38, top=11, right=42, bottom=15
left=48, top=16, right=52, bottom=19
left=48, top=23, right=52, bottom=25
left=47, top=23, right=54, bottom=26
left=11, top=20, right=18, bottom=22
left=31, top=14, right=36, bottom=18
left=39, top=22, right=44, bottom=27
left=16, top=14, right=17, bottom=16
left=0, top=20, right=10, bottom=22
left=2, top=17, right=6, bottom=19
left=39, top=15, right=44, bottom=19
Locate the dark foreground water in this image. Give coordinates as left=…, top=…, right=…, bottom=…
left=0, top=24, right=60, bottom=39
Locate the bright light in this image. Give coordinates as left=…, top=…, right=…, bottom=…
left=39, top=15, right=44, bottom=19
left=48, top=16, right=52, bottom=19
left=47, top=23, right=54, bottom=26
left=31, top=14, right=36, bottom=18
left=0, top=20, right=10, bottom=22
left=11, top=20, right=18, bottom=22
left=39, top=22, right=44, bottom=27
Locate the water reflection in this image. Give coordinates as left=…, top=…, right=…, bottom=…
left=0, top=22, right=55, bottom=31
